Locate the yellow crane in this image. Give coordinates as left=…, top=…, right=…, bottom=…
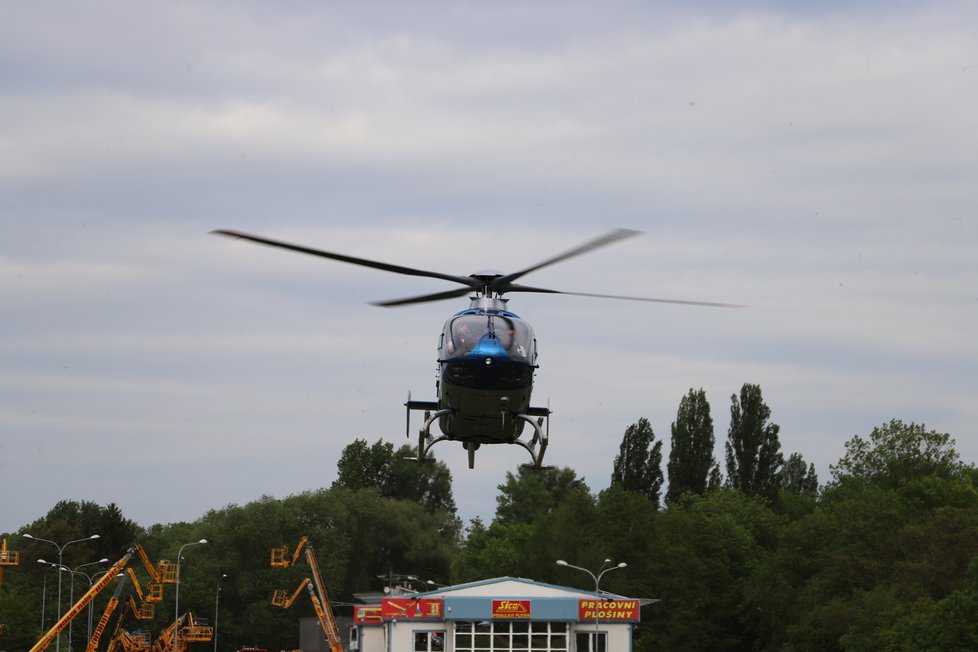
left=270, top=538, right=342, bottom=652
left=0, top=537, right=19, bottom=590
left=152, top=612, right=213, bottom=652
left=134, top=544, right=176, bottom=585
left=30, top=548, right=136, bottom=652
left=272, top=578, right=312, bottom=608
left=111, top=630, right=151, bottom=652
left=86, top=572, right=130, bottom=652
left=270, top=536, right=309, bottom=568
left=126, top=567, right=163, bottom=606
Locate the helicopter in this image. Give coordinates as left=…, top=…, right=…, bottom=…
left=213, top=228, right=742, bottom=469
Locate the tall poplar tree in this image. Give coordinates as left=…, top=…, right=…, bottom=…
left=611, top=417, right=664, bottom=505
left=724, top=383, right=784, bottom=499
left=667, top=387, right=717, bottom=502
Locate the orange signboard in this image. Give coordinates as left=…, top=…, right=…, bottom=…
left=492, top=599, right=531, bottom=619
left=578, top=599, right=640, bottom=622
left=381, top=598, right=443, bottom=619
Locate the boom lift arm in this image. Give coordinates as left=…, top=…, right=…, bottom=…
left=86, top=572, right=129, bottom=652
left=134, top=544, right=176, bottom=584
left=272, top=578, right=312, bottom=608
left=304, top=543, right=342, bottom=651
left=270, top=539, right=342, bottom=652
left=270, top=536, right=309, bottom=568
left=30, top=547, right=136, bottom=652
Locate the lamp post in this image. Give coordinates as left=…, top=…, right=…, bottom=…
left=174, top=539, right=207, bottom=652
left=24, top=533, right=100, bottom=652
left=63, top=559, right=109, bottom=651
left=214, top=573, right=227, bottom=652
left=38, top=561, right=59, bottom=632
left=556, top=559, right=627, bottom=652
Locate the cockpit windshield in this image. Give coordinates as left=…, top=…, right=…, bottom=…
left=444, top=314, right=534, bottom=362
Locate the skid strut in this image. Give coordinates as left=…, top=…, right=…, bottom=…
left=404, top=398, right=550, bottom=469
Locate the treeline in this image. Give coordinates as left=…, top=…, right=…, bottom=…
left=2, top=384, right=977, bottom=651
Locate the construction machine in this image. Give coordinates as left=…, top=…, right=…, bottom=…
left=111, top=630, right=151, bottom=652
left=271, top=538, right=342, bottom=652
left=272, top=578, right=312, bottom=608
left=30, top=548, right=136, bottom=652
left=134, top=544, right=177, bottom=585
left=152, top=612, right=213, bottom=652
left=86, top=571, right=129, bottom=652
left=0, top=537, right=19, bottom=590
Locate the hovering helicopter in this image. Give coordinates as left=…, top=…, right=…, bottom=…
left=213, top=228, right=742, bottom=469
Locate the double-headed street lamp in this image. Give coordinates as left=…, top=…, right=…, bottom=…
left=174, top=539, right=207, bottom=652
left=25, top=533, right=100, bottom=652
left=556, top=559, right=627, bottom=652
left=37, top=559, right=109, bottom=651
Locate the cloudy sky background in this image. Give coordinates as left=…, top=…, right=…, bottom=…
left=3, top=1, right=977, bottom=534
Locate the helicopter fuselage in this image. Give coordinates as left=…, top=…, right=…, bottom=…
left=435, top=298, right=539, bottom=444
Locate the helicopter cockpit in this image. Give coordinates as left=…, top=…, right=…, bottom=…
left=442, top=313, right=535, bottom=364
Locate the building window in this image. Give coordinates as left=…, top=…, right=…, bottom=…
left=414, top=630, right=446, bottom=651
left=454, top=621, right=568, bottom=651
left=575, top=631, right=607, bottom=652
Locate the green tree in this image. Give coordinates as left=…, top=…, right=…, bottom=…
left=830, top=419, right=967, bottom=489
left=611, top=418, right=664, bottom=505
left=494, top=466, right=590, bottom=525
left=667, top=388, right=717, bottom=503
left=781, top=452, right=819, bottom=495
left=333, top=438, right=457, bottom=515
left=333, top=438, right=395, bottom=492
left=725, top=383, right=784, bottom=500
left=388, top=444, right=457, bottom=515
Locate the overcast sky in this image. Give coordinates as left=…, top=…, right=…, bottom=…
left=3, top=1, right=977, bottom=535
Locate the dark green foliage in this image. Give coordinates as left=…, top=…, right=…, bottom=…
left=611, top=418, right=664, bottom=505
left=6, top=415, right=978, bottom=650
left=831, top=419, right=967, bottom=489
left=725, top=383, right=784, bottom=500
left=667, top=388, right=717, bottom=502
left=494, top=466, right=589, bottom=525
left=333, top=438, right=457, bottom=514
left=781, top=452, right=819, bottom=496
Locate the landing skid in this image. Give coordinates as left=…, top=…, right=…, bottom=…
left=404, top=398, right=550, bottom=469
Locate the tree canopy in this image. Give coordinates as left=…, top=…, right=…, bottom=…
left=611, top=417, right=665, bottom=505
left=725, top=383, right=784, bottom=500
left=667, top=388, right=718, bottom=502
left=4, top=406, right=978, bottom=651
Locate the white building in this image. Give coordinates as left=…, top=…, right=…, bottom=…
left=349, top=576, right=642, bottom=652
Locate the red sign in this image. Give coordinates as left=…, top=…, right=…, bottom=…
left=354, top=605, right=383, bottom=624
left=578, top=599, right=640, bottom=622
left=381, top=598, right=444, bottom=620
left=492, top=599, right=531, bottom=619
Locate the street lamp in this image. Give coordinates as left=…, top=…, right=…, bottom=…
left=214, top=573, right=227, bottom=652
left=37, top=561, right=60, bottom=632
left=556, top=559, right=627, bottom=652
left=25, top=533, right=100, bottom=652
left=174, top=539, right=207, bottom=652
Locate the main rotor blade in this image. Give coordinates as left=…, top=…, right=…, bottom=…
left=492, top=228, right=642, bottom=290
left=503, top=283, right=747, bottom=308
left=212, top=229, right=477, bottom=288
left=370, top=287, right=474, bottom=307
